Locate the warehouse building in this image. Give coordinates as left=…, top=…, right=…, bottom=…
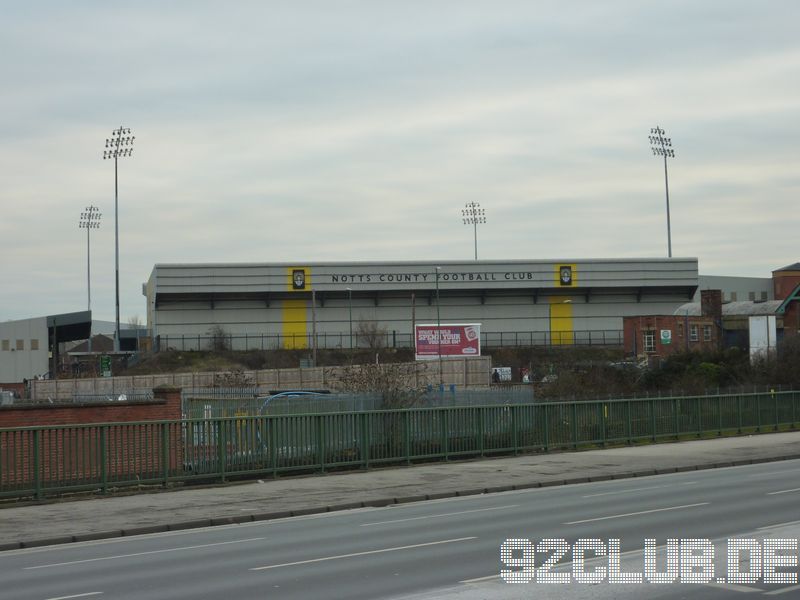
left=0, top=311, right=91, bottom=384
left=143, top=258, right=699, bottom=351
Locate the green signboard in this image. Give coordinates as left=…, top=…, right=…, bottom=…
left=100, top=355, right=112, bottom=377
left=660, top=329, right=672, bottom=345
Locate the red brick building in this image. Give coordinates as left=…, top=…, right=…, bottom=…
left=624, top=292, right=722, bottom=359
left=624, top=262, right=800, bottom=361
left=774, top=263, right=800, bottom=338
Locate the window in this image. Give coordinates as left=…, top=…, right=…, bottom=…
left=703, top=325, right=712, bottom=341
left=690, top=325, right=699, bottom=342
left=643, top=330, right=656, bottom=353
left=677, top=323, right=684, bottom=338
left=730, top=292, right=738, bottom=301
left=1, top=340, right=8, bottom=351
left=749, top=291, right=756, bottom=301
left=761, top=291, right=768, bottom=301
left=30, top=339, right=39, bottom=351
left=15, top=339, right=24, bottom=351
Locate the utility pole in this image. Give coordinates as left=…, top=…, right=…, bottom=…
left=435, top=266, right=442, bottom=389
left=346, top=287, right=353, bottom=352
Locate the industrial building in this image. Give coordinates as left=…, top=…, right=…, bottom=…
left=623, top=262, right=800, bottom=360
left=143, top=258, right=700, bottom=351
left=0, top=311, right=90, bottom=384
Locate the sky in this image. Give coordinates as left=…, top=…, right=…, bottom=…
left=1, top=1, right=798, bottom=323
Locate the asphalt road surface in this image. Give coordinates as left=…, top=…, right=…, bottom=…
left=3, top=459, right=800, bottom=599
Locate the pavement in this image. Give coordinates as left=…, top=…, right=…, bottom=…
left=2, top=430, right=800, bottom=552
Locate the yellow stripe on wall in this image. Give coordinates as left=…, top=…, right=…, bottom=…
left=282, top=299, right=308, bottom=349
left=549, top=296, right=574, bottom=345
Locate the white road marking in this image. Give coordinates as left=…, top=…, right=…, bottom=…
left=25, top=537, right=265, bottom=570
left=250, top=537, right=477, bottom=571
left=582, top=481, right=696, bottom=498
left=765, top=583, right=800, bottom=595
left=747, top=469, right=800, bottom=478
left=361, top=505, right=518, bottom=526
left=706, top=583, right=762, bottom=593
left=44, top=594, right=103, bottom=600
left=758, top=520, right=800, bottom=530
left=767, top=487, right=800, bottom=495
left=460, top=574, right=500, bottom=584
left=563, top=502, right=709, bottom=525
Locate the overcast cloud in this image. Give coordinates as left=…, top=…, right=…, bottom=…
left=1, top=1, right=798, bottom=322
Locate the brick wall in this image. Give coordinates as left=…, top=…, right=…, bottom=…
left=0, top=387, right=183, bottom=494
left=0, top=382, right=25, bottom=397
left=773, top=271, right=800, bottom=301
left=623, top=315, right=719, bottom=360
left=0, top=386, right=181, bottom=428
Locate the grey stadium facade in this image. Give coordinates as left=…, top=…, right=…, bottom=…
left=143, top=258, right=699, bottom=351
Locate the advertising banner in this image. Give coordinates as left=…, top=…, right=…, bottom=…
left=415, top=323, right=481, bottom=360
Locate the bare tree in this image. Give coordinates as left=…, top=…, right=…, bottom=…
left=328, top=361, right=431, bottom=409
left=355, top=320, right=388, bottom=351
left=213, top=368, right=254, bottom=388
left=127, top=315, right=142, bottom=351
left=206, top=325, right=230, bottom=352
left=328, top=361, right=433, bottom=456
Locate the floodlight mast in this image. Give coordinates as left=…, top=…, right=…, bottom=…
left=79, top=206, right=102, bottom=354
left=649, top=126, right=676, bottom=258
left=78, top=206, right=102, bottom=312
left=462, top=201, right=486, bottom=261
left=103, top=126, right=135, bottom=352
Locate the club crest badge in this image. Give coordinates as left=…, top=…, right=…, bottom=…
left=292, top=269, right=306, bottom=290
left=559, top=265, right=573, bottom=286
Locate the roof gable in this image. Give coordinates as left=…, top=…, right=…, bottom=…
left=774, top=262, right=800, bottom=273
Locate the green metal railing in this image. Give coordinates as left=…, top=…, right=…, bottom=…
left=1, top=390, right=798, bottom=500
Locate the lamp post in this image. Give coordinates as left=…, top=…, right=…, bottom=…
left=462, top=201, right=486, bottom=261
left=346, top=287, right=353, bottom=352
left=435, top=266, right=442, bottom=389
left=79, top=206, right=101, bottom=353
left=649, top=126, right=676, bottom=258
left=103, top=126, right=135, bottom=352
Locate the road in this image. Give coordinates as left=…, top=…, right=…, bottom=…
left=2, top=459, right=800, bottom=599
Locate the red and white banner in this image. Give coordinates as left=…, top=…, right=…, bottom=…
left=414, top=323, right=481, bottom=360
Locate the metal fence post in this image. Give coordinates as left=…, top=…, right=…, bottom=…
left=737, top=395, right=743, bottom=433
left=269, top=417, right=278, bottom=478
left=572, top=402, right=579, bottom=449
left=99, top=426, right=108, bottom=494
left=696, top=397, right=702, bottom=438
left=479, top=407, right=485, bottom=457
left=442, top=409, right=449, bottom=460
left=404, top=411, right=411, bottom=465
left=161, top=423, right=169, bottom=487
left=317, top=415, right=325, bottom=473
left=600, top=403, right=606, bottom=447
left=512, top=405, right=519, bottom=454
left=33, top=429, right=42, bottom=500
left=650, top=398, right=657, bottom=442
left=365, top=413, right=372, bottom=467
left=756, top=394, right=761, bottom=432
left=774, top=391, right=779, bottom=431
left=626, top=400, right=632, bottom=445
left=673, top=398, right=679, bottom=439
left=217, top=418, right=226, bottom=483
left=543, top=404, right=549, bottom=452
